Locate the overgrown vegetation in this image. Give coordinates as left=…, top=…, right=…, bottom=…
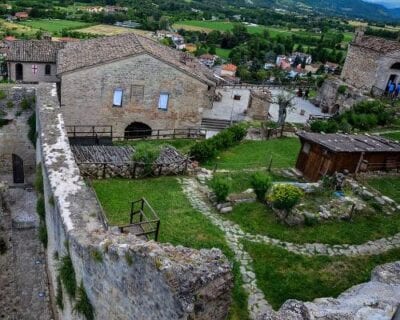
left=58, top=253, right=77, bottom=298
left=74, top=282, right=95, bottom=320
left=132, top=143, right=161, bottom=175
left=28, top=112, right=37, bottom=148
left=56, top=276, right=64, bottom=310
left=35, top=164, right=47, bottom=247
left=190, top=124, right=247, bottom=162
left=310, top=100, right=395, bottom=133
left=91, top=250, right=103, bottom=263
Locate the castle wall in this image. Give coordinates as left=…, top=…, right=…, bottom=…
left=60, top=54, right=214, bottom=138
left=36, top=83, right=232, bottom=320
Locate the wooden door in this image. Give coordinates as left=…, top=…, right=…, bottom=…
left=12, top=154, right=24, bottom=184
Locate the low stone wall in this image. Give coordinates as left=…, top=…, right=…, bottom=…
left=36, top=83, right=233, bottom=320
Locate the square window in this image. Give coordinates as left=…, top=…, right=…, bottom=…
left=158, top=93, right=169, bottom=110
left=234, top=94, right=241, bottom=100
left=113, top=88, right=123, bottom=107
left=302, top=143, right=311, bottom=154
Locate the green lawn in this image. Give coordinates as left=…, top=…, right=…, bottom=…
left=92, top=177, right=249, bottom=320
left=243, top=241, right=400, bottom=309
left=115, top=139, right=196, bottom=155
left=204, top=138, right=301, bottom=170
left=19, top=19, right=90, bottom=33
left=215, top=47, right=231, bottom=59
left=225, top=201, right=400, bottom=245
left=381, top=132, right=400, bottom=141
left=366, top=177, right=400, bottom=203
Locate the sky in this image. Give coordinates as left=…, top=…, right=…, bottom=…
left=363, top=0, right=400, bottom=8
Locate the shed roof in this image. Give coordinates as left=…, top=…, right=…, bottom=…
left=297, top=132, right=400, bottom=153
left=57, top=33, right=216, bottom=85
left=5, top=40, right=65, bottom=63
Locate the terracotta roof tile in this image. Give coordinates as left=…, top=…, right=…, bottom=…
left=5, top=40, right=65, bottom=63
left=57, top=33, right=215, bottom=85
left=353, top=35, right=400, bottom=54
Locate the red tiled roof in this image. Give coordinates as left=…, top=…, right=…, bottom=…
left=222, top=64, right=237, bottom=72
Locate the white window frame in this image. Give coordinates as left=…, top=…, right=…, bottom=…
left=113, top=88, right=123, bottom=107
left=158, top=92, right=169, bottom=110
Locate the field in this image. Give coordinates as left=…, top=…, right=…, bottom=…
left=0, top=19, right=37, bottom=36
left=19, top=19, right=90, bottom=33
left=215, top=47, right=231, bottom=59
left=365, top=177, right=400, bottom=203
left=76, top=24, right=150, bottom=36
left=174, top=20, right=353, bottom=43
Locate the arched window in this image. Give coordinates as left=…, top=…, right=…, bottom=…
left=124, top=122, right=152, bottom=139
left=390, top=63, right=400, bottom=70
left=15, top=63, right=23, bottom=81
left=45, top=64, right=51, bottom=75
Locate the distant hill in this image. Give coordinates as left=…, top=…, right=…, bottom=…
left=253, top=0, right=400, bottom=22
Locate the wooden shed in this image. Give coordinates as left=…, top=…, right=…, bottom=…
left=296, top=132, right=400, bottom=181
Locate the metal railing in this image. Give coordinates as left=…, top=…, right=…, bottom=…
left=118, top=198, right=160, bottom=241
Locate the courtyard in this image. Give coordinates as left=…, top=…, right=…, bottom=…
left=91, top=136, right=400, bottom=319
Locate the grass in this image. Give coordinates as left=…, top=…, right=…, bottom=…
left=215, top=47, right=231, bottom=60
left=381, top=132, right=400, bottom=141
left=243, top=240, right=400, bottom=310
left=19, top=19, right=90, bottom=33
left=224, top=200, right=400, bottom=245
left=204, top=138, right=301, bottom=170
left=115, top=139, right=196, bottom=155
left=365, top=177, right=400, bottom=203
left=92, top=177, right=249, bottom=320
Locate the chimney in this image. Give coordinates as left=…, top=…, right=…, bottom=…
left=354, top=27, right=365, bottom=44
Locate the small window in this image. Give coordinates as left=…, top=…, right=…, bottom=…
left=234, top=94, right=241, bottom=100
left=45, top=64, right=51, bottom=75
left=113, top=88, right=123, bottom=107
left=302, top=143, right=310, bottom=154
left=158, top=93, right=169, bottom=110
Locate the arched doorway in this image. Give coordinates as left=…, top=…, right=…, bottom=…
left=12, top=154, right=24, bottom=184
left=15, top=63, right=23, bottom=81
left=390, top=63, right=400, bottom=70
left=124, top=122, right=152, bottom=139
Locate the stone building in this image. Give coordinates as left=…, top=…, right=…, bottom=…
left=4, top=40, right=65, bottom=83
left=57, top=33, right=216, bottom=138
left=341, top=30, right=400, bottom=94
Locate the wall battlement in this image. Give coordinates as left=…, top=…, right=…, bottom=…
left=36, top=83, right=233, bottom=320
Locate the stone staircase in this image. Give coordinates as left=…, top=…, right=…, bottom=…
left=200, top=118, right=236, bottom=130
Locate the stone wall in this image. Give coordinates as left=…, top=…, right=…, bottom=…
left=313, top=78, right=367, bottom=114
left=60, top=54, right=214, bottom=138
left=8, top=62, right=58, bottom=83
left=0, top=85, right=36, bottom=183
left=341, top=44, right=381, bottom=92
left=36, top=83, right=232, bottom=320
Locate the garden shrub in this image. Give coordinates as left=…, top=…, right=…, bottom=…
left=250, top=172, right=272, bottom=201
left=74, top=282, right=94, bottom=320
left=58, top=253, right=77, bottom=298
left=210, top=176, right=231, bottom=202
left=190, top=124, right=247, bottom=162
left=268, top=184, right=304, bottom=213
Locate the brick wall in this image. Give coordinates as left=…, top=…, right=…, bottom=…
left=60, top=54, right=214, bottom=138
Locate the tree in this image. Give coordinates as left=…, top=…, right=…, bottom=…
left=275, top=92, right=296, bottom=126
